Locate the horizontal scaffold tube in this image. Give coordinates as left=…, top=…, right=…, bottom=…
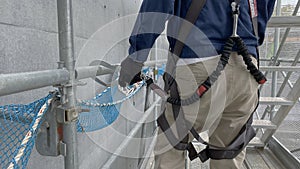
left=268, top=16, right=300, bottom=27
left=0, top=69, right=69, bottom=96
left=0, top=65, right=117, bottom=97
left=260, top=66, right=300, bottom=72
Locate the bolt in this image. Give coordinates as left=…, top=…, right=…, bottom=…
left=73, top=111, right=78, bottom=118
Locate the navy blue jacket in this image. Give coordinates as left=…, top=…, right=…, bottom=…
left=129, top=0, right=275, bottom=62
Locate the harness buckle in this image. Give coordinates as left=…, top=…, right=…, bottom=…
left=197, top=85, right=208, bottom=97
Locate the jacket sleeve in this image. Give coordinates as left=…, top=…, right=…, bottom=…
left=257, top=0, right=276, bottom=45
left=128, top=0, right=175, bottom=62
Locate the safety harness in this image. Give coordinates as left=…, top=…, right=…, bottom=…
left=145, top=0, right=267, bottom=162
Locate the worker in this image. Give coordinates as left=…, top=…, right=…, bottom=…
left=119, top=0, right=275, bottom=168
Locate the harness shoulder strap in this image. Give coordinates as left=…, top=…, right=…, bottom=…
left=173, top=0, right=207, bottom=57
left=165, top=0, right=206, bottom=78
left=163, top=0, right=207, bottom=151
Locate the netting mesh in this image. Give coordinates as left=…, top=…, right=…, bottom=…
left=77, top=81, right=145, bottom=132
left=0, top=67, right=164, bottom=168
left=0, top=94, right=52, bottom=169
left=77, top=67, right=160, bottom=132
left=0, top=81, right=145, bottom=169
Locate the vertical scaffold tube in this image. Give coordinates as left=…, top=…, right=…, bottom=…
left=57, top=0, right=79, bottom=169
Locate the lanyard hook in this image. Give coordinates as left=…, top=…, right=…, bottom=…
left=231, top=2, right=240, bottom=37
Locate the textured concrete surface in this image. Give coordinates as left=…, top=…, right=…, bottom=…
left=0, top=0, right=142, bottom=104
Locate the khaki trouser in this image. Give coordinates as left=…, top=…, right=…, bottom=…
left=154, top=52, right=259, bottom=169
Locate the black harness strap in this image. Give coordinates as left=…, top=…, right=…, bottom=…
left=155, top=37, right=260, bottom=162
left=164, top=0, right=207, bottom=88
left=172, top=0, right=206, bottom=57
left=155, top=0, right=265, bottom=163
left=153, top=77, right=258, bottom=162
left=163, top=0, right=208, bottom=148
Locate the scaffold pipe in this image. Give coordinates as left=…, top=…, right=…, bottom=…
left=0, top=69, right=69, bottom=97
left=268, top=16, right=300, bottom=27
left=57, top=0, right=78, bottom=168
left=75, top=66, right=115, bottom=80
left=0, top=65, right=115, bottom=97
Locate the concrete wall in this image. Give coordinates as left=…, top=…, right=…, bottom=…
left=0, top=0, right=142, bottom=104
left=0, top=0, right=150, bottom=169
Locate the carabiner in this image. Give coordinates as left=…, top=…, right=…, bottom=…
left=231, top=2, right=240, bottom=37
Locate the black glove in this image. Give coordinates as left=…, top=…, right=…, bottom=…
left=119, top=57, right=143, bottom=87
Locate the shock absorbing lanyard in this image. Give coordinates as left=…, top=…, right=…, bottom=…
left=164, top=1, right=266, bottom=106
left=143, top=0, right=266, bottom=162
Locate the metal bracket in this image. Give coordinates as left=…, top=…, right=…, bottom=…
left=64, top=80, right=87, bottom=87
left=59, top=141, right=67, bottom=156
left=56, top=106, right=80, bottom=123
left=36, top=94, right=83, bottom=157
left=88, top=60, right=117, bottom=87
left=54, top=80, right=86, bottom=105
left=36, top=94, right=62, bottom=156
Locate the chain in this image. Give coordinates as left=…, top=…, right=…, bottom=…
left=78, top=81, right=145, bottom=107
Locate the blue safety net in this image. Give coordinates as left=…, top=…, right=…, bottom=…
left=76, top=67, right=160, bottom=132
left=77, top=81, right=145, bottom=132
left=0, top=83, right=145, bottom=168
left=77, top=65, right=165, bottom=132
left=0, top=66, right=165, bottom=168
left=0, top=94, right=52, bottom=169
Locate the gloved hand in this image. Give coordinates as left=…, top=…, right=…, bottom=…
left=118, top=57, right=144, bottom=87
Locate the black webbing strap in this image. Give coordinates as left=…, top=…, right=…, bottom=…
left=164, top=0, right=207, bottom=88
left=169, top=82, right=190, bottom=144
left=172, top=0, right=207, bottom=58
left=156, top=0, right=262, bottom=163
left=156, top=88, right=257, bottom=162
left=161, top=0, right=208, bottom=151
left=171, top=0, right=207, bottom=134
left=198, top=111, right=257, bottom=162
left=157, top=112, right=189, bottom=150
